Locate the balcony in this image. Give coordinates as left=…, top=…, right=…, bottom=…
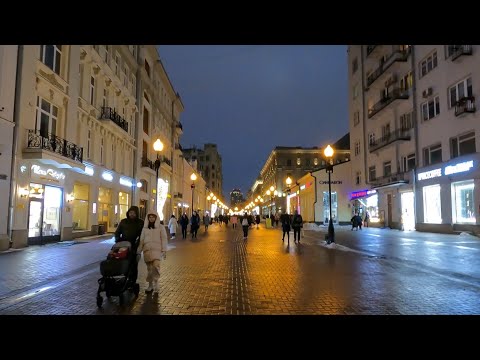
left=366, top=45, right=381, bottom=57
left=371, top=172, right=408, bottom=189
left=25, top=129, right=83, bottom=166
left=173, top=192, right=183, bottom=199
left=366, top=47, right=411, bottom=88
left=369, top=129, right=411, bottom=153
left=454, top=97, right=476, bottom=116
left=162, top=156, right=172, bottom=167
left=175, top=121, right=183, bottom=134
left=368, top=88, right=410, bottom=118
left=100, top=107, right=129, bottom=133
left=141, top=156, right=155, bottom=171
left=450, top=45, right=473, bottom=61
left=175, top=143, right=183, bottom=151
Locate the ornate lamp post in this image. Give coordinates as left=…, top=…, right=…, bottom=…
left=190, top=173, right=197, bottom=217
left=153, top=138, right=164, bottom=212
left=324, top=145, right=335, bottom=244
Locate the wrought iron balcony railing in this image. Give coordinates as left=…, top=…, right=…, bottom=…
left=454, top=97, right=476, bottom=116
left=162, top=156, right=172, bottom=167
left=371, top=172, right=408, bottom=187
left=450, top=45, right=473, bottom=61
left=100, top=107, right=129, bottom=133
left=366, top=47, right=411, bottom=87
left=141, top=156, right=155, bottom=170
left=368, top=88, right=410, bottom=118
left=176, top=122, right=183, bottom=131
left=26, top=130, right=83, bottom=163
left=369, top=129, right=411, bottom=153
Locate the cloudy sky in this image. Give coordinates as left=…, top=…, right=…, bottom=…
left=158, top=45, right=349, bottom=202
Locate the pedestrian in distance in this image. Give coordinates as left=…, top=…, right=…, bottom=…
left=168, top=214, right=177, bottom=240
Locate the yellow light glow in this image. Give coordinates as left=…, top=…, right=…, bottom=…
left=209, top=192, right=214, bottom=197
left=266, top=190, right=271, bottom=196
left=207, top=196, right=211, bottom=201
left=286, top=177, right=292, bottom=186
left=269, top=185, right=274, bottom=192
left=324, top=144, right=334, bottom=158
left=153, top=138, right=164, bottom=152
left=190, top=173, right=197, bottom=181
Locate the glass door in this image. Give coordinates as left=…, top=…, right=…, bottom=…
left=42, top=185, right=62, bottom=242
left=28, top=200, right=43, bottom=244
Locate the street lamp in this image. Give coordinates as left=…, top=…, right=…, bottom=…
left=190, top=173, right=197, bottom=216
left=324, top=144, right=335, bottom=244
left=153, top=138, right=164, bottom=212
left=286, top=176, right=292, bottom=214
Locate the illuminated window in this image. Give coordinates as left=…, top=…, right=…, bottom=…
left=423, top=184, right=442, bottom=223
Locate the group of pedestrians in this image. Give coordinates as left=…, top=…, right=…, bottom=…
left=280, top=210, right=303, bottom=245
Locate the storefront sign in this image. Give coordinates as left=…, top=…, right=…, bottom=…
left=417, top=168, right=442, bottom=181
left=444, top=160, right=474, bottom=176
left=418, top=160, right=475, bottom=181
left=350, top=189, right=368, bottom=199
left=31, top=165, right=65, bottom=180
left=102, top=172, right=113, bottom=182
left=119, top=177, right=133, bottom=187
left=319, top=180, right=343, bottom=184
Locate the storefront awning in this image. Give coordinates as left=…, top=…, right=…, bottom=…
left=371, top=180, right=408, bottom=190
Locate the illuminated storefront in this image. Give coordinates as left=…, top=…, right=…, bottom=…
left=72, top=183, right=90, bottom=231
left=119, top=191, right=130, bottom=220
left=98, top=187, right=115, bottom=232
left=415, top=156, right=480, bottom=233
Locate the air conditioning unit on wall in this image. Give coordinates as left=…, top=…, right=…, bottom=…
left=422, top=87, right=433, bottom=98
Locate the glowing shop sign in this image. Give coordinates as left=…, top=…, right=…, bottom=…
left=444, top=160, right=474, bottom=176
left=119, top=177, right=133, bottom=187
left=31, top=165, right=65, bottom=180
left=102, top=172, right=113, bottom=182
left=85, top=166, right=94, bottom=176
left=417, top=168, right=442, bottom=181
left=350, top=189, right=368, bottom=199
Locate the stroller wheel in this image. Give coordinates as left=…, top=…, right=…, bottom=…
left=96, top=296, right=103, bottom=308
left=133, top=283, right=140, bottom=296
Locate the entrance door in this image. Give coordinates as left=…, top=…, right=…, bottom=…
left=401, top=192, right=415, bottom=231
left=28, top=200, right=43, bottom=244
left=387, top=193, right=392, bottom=228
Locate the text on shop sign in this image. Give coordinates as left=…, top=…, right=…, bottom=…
left=417, top=160, right=474, bottom=181
left=319, top=180, right=343, bottom=184
left=31, top=165, right=65, bottom=180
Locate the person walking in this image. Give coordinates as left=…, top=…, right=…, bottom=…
left=255, top=214, right=261, bottom=229
left=364, top=211, right=370, bottom=227
left=203, top=212, right=210, bottom=232
left=168, top=214, right=177, bottom=239
left=291, top=210, right=303, bottom=243
left=114, top=206, right=144, bottom=284
left=137, top=212, right=169, bottom=293
left=191, top=211, right=200, bottom=238
left=231, top=214, right=238, bottom=229
left=179, top=213, right=189, bottom=239
left=241, top=213, right=250, bottom=239
left=280, top=212, right=291, bottom=244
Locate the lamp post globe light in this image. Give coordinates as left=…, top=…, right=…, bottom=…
left=190, top=173, right=197, bottom=216
left=324, top=144, right=335, bottom=244
left=153, top=138, right=164, bottom=212
left=285, top=176, right=292, bottom=214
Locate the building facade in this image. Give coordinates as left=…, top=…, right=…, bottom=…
left=8, top=45, right=184, bottom=248
left=182, top=143, right=223, bottom=199
left=230, top=188, right=243, bottom=206
left=349, top=44, right=480, bottom=234
left=0, top=45, right=18, bottom=250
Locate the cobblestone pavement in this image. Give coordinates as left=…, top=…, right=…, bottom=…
left=0, top=224, right=479, bottom=315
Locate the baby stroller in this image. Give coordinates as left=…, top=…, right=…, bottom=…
left=96, top=240, right=141, bottom=307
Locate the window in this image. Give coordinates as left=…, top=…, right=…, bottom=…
left=402, top=153, right=416, bottom=172
left=446, top=45, right=470, bottom=58
left=200, top=156, right=205, bottom=162
left=452, top=180, right=475, bottom=224
left=104, top=45, right=109, bottom=63
left=383, top=161, right=392, bottom=177
left=212, top=181, right=215, bottom=188
left=355, top=171, right=361, bottom=185
left=40, top=45, right=62, bottom=75
left=400, top=112, right=414, bottom=130
left=369, top=166, right=376, bottom=181
left=449, top=77, right=473, bottom=108
left=306, top=158, right=311, bottom=166
left=297, top=157, right=301, bottom=165
left=450, top=131, right=476, bottom=159
left=419, top=51, right=438, bottom=78
left=212, top=173, right=215, bottom=179
left=114, top=53, right=120, bottom=76
left=35, top=96, right=58, bottom=138
left=352, top=83, right=359, bottom=99
left=123, top=66, right=129, bottom=87
left=100, top=138, right=104, bottom=164
left=287, top=159, right=292, bottom=166
left=423, top=185, right=442, bottom=223
left=353, top=111, right=360, bottom=126
left=368, top=132, right=375, bottom=146
left=212, top=164, right=215, bottom=170
left=352, top=57, right=358, bottom=74
left=423, top=143, right=442, bottom=166
left=206, top=155, right=210, bottom=161
left=87, top=130, right=91, bottom=159
left=354, top=141, right=360, bottom=156
left=400, top=71, right=413, bottom=92
left=89, top=76, right=95, bottom=105
left=382, top=124, right=391, bottom=141
left=421, top=96, right=440, bottom=121
left=144, top=59, right=151, bottom=77
left=72, top=183, right=90, bottom=231
left=314, top=158, right=318, bottom=166
left=111, top=142, right=116, bottom=169
left=143, top=107, right=149, bottom=134
left=103, top=89, right=108, bottom=107
left=139, top=179, right=148, bottom=193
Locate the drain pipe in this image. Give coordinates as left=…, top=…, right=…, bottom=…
left=7, top=45, right=23, bottom=248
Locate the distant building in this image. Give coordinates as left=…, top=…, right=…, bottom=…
left=183, top=143, right=223, bottom=198
left=230, top=188, right=243, bottom=206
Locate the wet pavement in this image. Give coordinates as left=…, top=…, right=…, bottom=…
left=0, top=224, right=479, bottom=315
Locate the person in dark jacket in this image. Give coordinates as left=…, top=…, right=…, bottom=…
left=291, top=210, right=303, bottom=243
left=179, top=213, right=189, bottom=239
left=280, top=213, right=291, bottom=244
left=191, top=211, right=200, bottom=238
left=114, top=205, right=144, bottom=283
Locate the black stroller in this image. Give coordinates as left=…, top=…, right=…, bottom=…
left=96, top=240, right=141, bottom=307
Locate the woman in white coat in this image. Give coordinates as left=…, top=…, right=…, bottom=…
left=137, top=212, right=168, bottom=292
left=168, top=215, right=178, bottom=239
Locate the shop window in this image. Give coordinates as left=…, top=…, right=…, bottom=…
left=72, top=183, right=90, bottom=231
left=119, top=191, right=130, bottom=220
left=423, top=184, right=442, bottom=223
left=452, top=180, right=475, bottom=224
